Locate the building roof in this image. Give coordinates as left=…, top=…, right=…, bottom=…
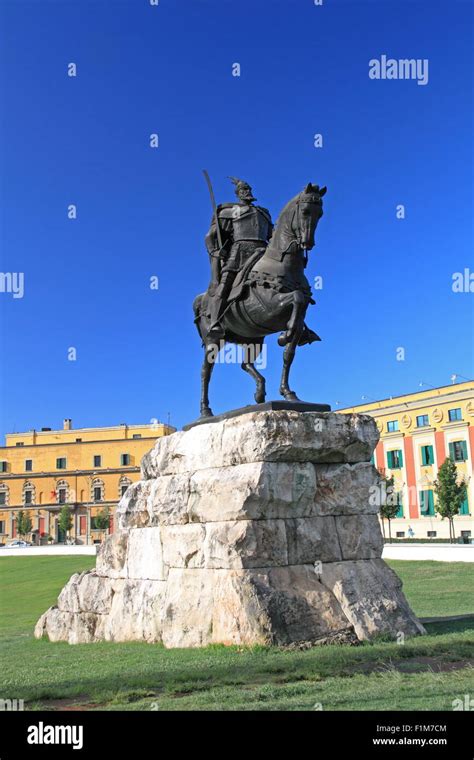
left=336, top=380, right=474, bottom=415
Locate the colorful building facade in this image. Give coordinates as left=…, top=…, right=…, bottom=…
left=339, top=381, right=474, bottom=540
left=0, top=419, right=174, bottom=545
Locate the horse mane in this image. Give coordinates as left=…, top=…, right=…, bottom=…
left=273, top=193, right=301, bottom=232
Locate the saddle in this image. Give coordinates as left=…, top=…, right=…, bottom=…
left=226, top=248, right=266, bottom=304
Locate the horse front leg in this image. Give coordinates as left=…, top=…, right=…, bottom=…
left=200, top=343, right=216, bottom=417
left=279, top=324, right=304, bottom=401
left=277, top=290, right=306, bottom=346
left=240, top=340, right=266, bottom=404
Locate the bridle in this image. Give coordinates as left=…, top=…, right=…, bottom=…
left=289, top=193, right=322, bottom=255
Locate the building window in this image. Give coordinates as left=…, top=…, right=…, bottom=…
left=92, top=478, right=104, bottom=503
left=387, top=420, right=399, bottom=432
left=396, top=532, right=405, bottom=538
left=25, top=459, right=33, bottom=472
left=15, top=442, right=24, bottom=447
left=75, top=438, right=82, bottom=443
left=56, top=458, right=67, bottom=470
left=132, top=434, right=142, bottom=439
left=93, top=455, right=102, bottom=468
left=0, top=492, right=6, bottom=506
left=449, top=440, right=468, bottom=462
left=0, top=462, right=8, bottom=473
left=387, top=449, right=403, bottom=469
left=427, top=531, right=437, bottom=538
left=119, top=476, right=132, bottom=498
left=55, top=480, right=69, bottom=505
left=420, top=490, right=435, bottom=516
left=22, top=481, right=35, bottom=506
left=416, top=414, right=429, bottom=428
left=461, top=530, right=471, bottom=538
left=0, top=520, right=5, bottom=534
left=395, top=492, right=403, bottom=518
left=120, top=454, right=130, bottom=466
left=421, top=445, right=434, bottom=466
left=448, top=408, right=462, bottom=422
left=460, top=495, right=470, bottom=516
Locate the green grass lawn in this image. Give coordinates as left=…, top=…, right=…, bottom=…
left=0, top=556, right=473, bottom=711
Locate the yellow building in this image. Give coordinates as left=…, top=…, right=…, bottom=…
left=0, top=419, right=174, bottom=545
left=338, top=381, right=474, bottom=541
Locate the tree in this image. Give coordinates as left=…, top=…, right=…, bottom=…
left=94, top=507, right=110, bottom=538
left=16, top=510, right=32, bottom=539
left=58, top=505, right=73, bottom=541
left=379, top=476, right=400, bottom=544
left=433, top=457, right=468, bottom=544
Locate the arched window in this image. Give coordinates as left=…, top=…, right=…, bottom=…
left=91, top=478, right=104, bottom=503
left=118, top=476, right=132, bottom=499
left=0, top=483, right=9, bottom=507
left=23, top=480, right=36, bottom=506
left=56, top=480, right=69, bottom=505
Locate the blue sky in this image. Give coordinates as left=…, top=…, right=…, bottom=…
left=0, top=0, right=472, bottom=436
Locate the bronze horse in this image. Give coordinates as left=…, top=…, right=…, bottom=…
left=193, top=183, right=326, bottom=417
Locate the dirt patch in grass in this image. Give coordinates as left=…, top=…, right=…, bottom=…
left=40, top=697, right=108, bottom=711
left=352, top=656, right=474, bottom=675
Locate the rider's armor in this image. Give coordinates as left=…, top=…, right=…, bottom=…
left=204, top=185, right=273, bottom=338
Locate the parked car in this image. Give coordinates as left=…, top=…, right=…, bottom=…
left=6, top=540, right=32, bottom=548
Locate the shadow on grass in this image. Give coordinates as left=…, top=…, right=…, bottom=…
left=423, top=618, right=474, bottom=636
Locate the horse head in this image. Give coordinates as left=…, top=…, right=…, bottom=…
left=292, top=183, right=326, bottom=251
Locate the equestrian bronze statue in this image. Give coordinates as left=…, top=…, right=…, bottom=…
left=193, top=175, right=326, bottom=417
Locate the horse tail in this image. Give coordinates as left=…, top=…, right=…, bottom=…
left=192, top=293, right=203, bottom=317
left=193, top=293, right=207, bottom=343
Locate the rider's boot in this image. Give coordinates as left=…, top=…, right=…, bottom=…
left=207, top=295, right=225, bottom=340
left=207, top=276, right=234, bottom=340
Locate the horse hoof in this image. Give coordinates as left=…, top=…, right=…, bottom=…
left=280, top=391, right=300, bottom=402
left=200, top=407, right=214, bottom=418
left=254, top=389, right=266, bottom=404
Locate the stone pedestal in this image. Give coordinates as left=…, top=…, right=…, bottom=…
left=35, top=411, right=425, bottom=647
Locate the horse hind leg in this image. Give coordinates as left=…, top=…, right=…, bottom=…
left=241, top=341, right=266, bottom=404
left=200, top=343, right=216, bottom=417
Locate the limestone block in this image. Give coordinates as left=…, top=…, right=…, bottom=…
left=188, top=461, right=316, bottom=523
left=96, top=530, right=129, bottom=578
left=335, top=514, right=384, bottom=560
left=314, top=462, right=381, bottom=515
left=126, top=527, right=166, bottom=580
left=161, top=568, right=216, bottom=647
left=285, top=516, right=342, bottom=564
left=116, top=479, right=153, bottom=529
left=34, top=606, right=105, bottom=645
left=161, top=523, right=206, bottom=568
left=262, top=565, right=352, bottom=644
left=204, top=518, right=288, bottom=569
left=319, top=559, right=426, bottom=639
left=103, top=579, right=166, bottom=643
left=141, top=411, right=379, bottom=477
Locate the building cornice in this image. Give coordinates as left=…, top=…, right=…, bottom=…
left=0, top=467, right=140, bottom=480
left=441, top=421, right=470, bottom=431
left=0, top=437, right=161, bottom=452
left=6, top=423, right=174, bottom=439
left=338, top=386, right=473, bottom=416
